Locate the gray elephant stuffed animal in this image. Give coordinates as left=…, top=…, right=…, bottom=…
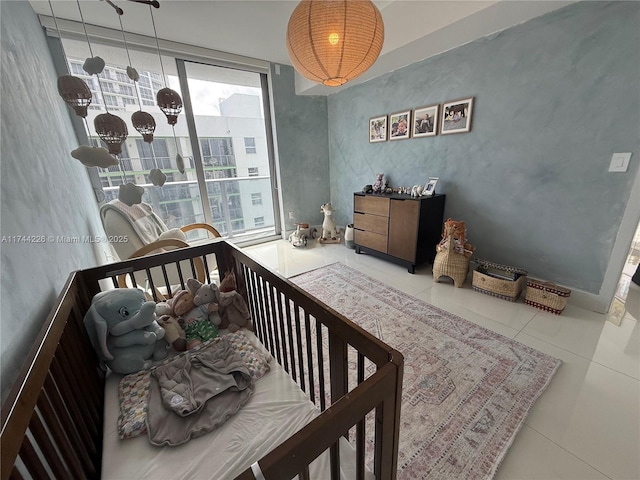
left=84, top=288, right=168, bottom=374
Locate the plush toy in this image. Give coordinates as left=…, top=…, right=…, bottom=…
left=155, top=302, right=186, bottom=352
left=436, top=218, right=475, bottom=258
left=372, top=173, right=384, bottom=194
left=84, top=288, right=168, bottom=374
left=411, top=185, right=424, bottom=197
left=218, top=271, right=252, bottom=333
left=320, top=203, right=339, bottom=241
left=170, top=289, right=219, bottom=350
left=188, top=278, right=220, bottom=308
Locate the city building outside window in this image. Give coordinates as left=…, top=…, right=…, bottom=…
left=251, top=193, right=262, bottom=205
left=248, top=167, right=259, bottom=177
left=254, top=216, right=265, bottom=227
left=244, top=137, right=256, bottom=154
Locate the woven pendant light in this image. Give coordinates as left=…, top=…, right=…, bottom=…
left=286, top=0, right=384, bottom=86
left=94, top=113, right=128, bottom=155
left=132, top=110, right=156, bottom=143
left=157, top=87, right=183, bottom=125
left=57, top=75, right=92, bottom=117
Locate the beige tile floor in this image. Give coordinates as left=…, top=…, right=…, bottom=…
left=243, top=239, right=640, bottom=480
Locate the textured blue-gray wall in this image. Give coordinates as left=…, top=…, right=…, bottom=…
left=1, top=2, right=105, bottom=403
left=270, top=64, right=330, bottom=231
left=327, top=1, right=639, bottom=294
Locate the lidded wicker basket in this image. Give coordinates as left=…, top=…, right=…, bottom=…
left=472, top=259, right=527, bottom=302
left=525, top=279, right=571, bottom=314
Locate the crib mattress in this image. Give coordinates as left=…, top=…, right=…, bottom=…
left=102, top=332, right=372, bottom=480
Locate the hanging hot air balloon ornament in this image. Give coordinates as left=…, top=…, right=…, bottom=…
left=94, top=113, right=128, bottom=155
left=57, top=75, right=92, bottom=118
left=131, top=110, right=156, bottom=143
left=156, top=87, right=183, bottom=125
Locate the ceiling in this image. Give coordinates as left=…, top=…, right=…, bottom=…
left=29, top=0, right=574, bottom=95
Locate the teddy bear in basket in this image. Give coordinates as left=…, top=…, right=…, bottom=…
left=436, top=218, right=475, bottom=258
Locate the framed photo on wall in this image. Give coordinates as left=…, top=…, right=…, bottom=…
left=389, top=110, right=411, bottom=140
left=441, top=97, right=474, bottom=135
left=412, top=104, right=439, bottom=138
left=369, top=115, right=388, bottom=143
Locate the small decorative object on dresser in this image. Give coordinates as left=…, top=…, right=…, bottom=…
left=472, top=259, right=528, bottom=302
left=525, top=279, right=571, bottom=314
left=423, top=177, right=439, bottom=196
left=372, top=173, right=384, bottom=193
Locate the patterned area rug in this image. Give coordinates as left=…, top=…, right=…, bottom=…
left=290, top=263, right=561, bottom=480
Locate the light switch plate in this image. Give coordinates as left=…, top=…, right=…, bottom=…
left=609, top=152, right=632, bottom=172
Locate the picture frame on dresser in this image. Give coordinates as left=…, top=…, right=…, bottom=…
left=441, top=97, right=474, bottom=134
left=389, top=110, right=411, bottom=140
left=422, top=177, right=439, bottom=196
left=412, top=104, right=439, bottom=138
left=369, top=115, right=388, bottom=142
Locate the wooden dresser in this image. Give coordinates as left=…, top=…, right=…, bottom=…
left=353, top=192, right=445, bottom=273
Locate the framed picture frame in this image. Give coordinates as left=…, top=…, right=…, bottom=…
left=389, top=110, right=411, bottom=140
left=441, top=97, right=474, bottom=135
left=412, top=104, right=439, bottom=138
left=422, top=177, right=439, bottom=196
left=369, top=115, right=388, bottom=143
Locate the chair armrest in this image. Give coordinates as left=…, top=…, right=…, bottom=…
left=181, top=223, right=221, bottom=238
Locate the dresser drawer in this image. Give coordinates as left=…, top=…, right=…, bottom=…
left=354, top=195, right=390, bottom=217
left=354, top=212, right=388, bottom=236
left=355, top=229, right=388, bottom=253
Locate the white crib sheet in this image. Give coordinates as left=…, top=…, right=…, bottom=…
left=102, top=333, right=373, bottom=480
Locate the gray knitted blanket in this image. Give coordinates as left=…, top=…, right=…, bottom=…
left=146, top=337, right=253, bottom=446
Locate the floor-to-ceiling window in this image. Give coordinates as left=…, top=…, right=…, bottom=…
left=53, top=32, right=279, bottom=242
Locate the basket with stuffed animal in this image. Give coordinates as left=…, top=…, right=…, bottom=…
left=472, top=259, right=528, bottom=302
left=433, top=219, right=474, bottom=288
left=524, top=278, right=571, bottom=314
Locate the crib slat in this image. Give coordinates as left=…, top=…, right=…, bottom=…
left=356, top=354, right=366, bottom=480
left=304, top=312, right=315, bottom=403
left=43, top=375, right=95, bottom=477
left=261, top=278, right=276, bottom=355
left=267, top=283, right=282, bottom=365
left=293, top=302, right=305, bottom=392
left=37, top=394, right=88, bottom=479
left=276, top=290, right=289, bottom=373
left=56, top=337, right=100, bottom=434
left=175, top=261, right=185, bottom=290
left=315, top=319, right=326, bottom=411
left=19, top=436, right=48, bottom=480
left=49, top=358, right=96, bottom=451
left=330, top=441, right=341, bottom=480
left=284, top=295, right=297, bottom=382
left=247, top=270, right=263, bottom=343
left=8, top=466, right=24, bottom=480
left=255, top=275, right=269, bottom=350
left=29, top=412, right=68, bottom=478
left=299, top=466, right=310, bottom=480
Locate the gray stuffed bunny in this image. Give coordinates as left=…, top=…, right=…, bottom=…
left=83, top=288, right=168, bottom=374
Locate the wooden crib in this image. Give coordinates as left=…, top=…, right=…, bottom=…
left=1, top=240, right=403, bottom=479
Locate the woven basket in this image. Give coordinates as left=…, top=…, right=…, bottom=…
left=525, top=279, right=571, bottom=314
left=472, top=260, right=528, bottom=302
left=433, top=232, right=470, bottom=288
